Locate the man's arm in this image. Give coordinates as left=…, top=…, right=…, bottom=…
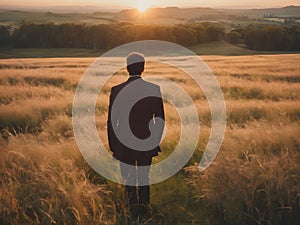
left=153, top=87, right=165, bottom=145
left=107, top=87, right=119, bottom=154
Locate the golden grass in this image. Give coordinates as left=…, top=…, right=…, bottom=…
left=0, top=54, right=299, bottom=224
left=0, top=140, right=116, bottom=225
left=186, top=55, right=300, bottom=225
left=186, top=124, right=300, bottom=224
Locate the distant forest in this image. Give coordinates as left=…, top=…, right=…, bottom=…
left=0, top=23, right=299, bottom=51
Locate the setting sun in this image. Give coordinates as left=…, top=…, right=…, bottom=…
left=135, top=0, right=151, bottom=12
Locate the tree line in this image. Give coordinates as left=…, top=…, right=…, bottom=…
left=226, top=25, right=300, bottom=51
left=0, top=23, right=299, bottom=51
left=0, top=23, right=224, bottom=49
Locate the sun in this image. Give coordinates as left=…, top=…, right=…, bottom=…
left=137, top=5, right=148, bottom=12
left=135, top=1, right=151, bottom=12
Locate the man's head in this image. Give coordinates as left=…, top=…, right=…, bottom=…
left=126, top=52, right=145, bottom=76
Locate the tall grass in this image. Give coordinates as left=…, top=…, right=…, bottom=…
left=0, top=139, right=116, bottom=225
left=0, top=55, right=299, bottom=224
left=186, top=133, right=300, bottom=225
left=0, top=99, right=72, bottom=134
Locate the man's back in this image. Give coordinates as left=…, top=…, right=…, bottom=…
left=107, top=76, right=164, bottom=161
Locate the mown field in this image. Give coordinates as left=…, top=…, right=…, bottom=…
left=0, top=54, right=299, bottom=225
left=0, top=41, right=257, bottom=59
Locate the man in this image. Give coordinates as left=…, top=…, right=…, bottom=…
left=107, top=52, right=165, bottom=219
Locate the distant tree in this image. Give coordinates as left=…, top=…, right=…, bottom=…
left=244, top=26, right=260, bottom=50
left=288, top=25, right=300, bottom=50
left=135, top=25, right=156, bottom=40
left=12, top=23, right=43, bottom=47
left=0, top=26, right=11, bottom=47
left=41, top=23, right=58, bottom=48
left=106, top=24, right=126, bottom=48
left=244, top=25, right=295, bottom=51
left=152, top=26, right=176, bottom=42
left=172, top=24, right=197, bottom=46
left=88, top=24, right=110, bottom=50
left=192, top=24, right=209, bottom=43
left=205, top=24, right=224, bottom=41
left=59, top=23, right=86, bottom=48
left=266, top=26, right=289, bottom=50
left=226, top=31, right=241, bottom=44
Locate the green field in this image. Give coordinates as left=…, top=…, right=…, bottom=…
left=0, top=47, right=103, bottom=58
left=0, top=10, right=117, bottom=26
left=1, top=41, right=299, bottom=59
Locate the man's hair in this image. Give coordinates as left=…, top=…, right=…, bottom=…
left=126, top=52, right=145, bottom=76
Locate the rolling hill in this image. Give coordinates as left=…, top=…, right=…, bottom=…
left=0, top=6, right=299, bottom=27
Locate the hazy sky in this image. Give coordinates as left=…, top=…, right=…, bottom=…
left=1, top=0, right=300, bottom=9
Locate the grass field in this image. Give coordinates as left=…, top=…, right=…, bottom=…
left=0, top=10, right=117, bottom=26
left=0, top=48, right=104, bottom=59
left=2, top=41, right=299, bottom=59
left=0, top=54, right=299, bottom=225
left=1, top=6, right=300, bottom=27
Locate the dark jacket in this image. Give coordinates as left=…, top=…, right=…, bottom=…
left=107, top=76, right=165, bottom=162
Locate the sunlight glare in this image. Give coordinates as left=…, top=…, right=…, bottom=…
left=135, top=0, right=151, bottom=12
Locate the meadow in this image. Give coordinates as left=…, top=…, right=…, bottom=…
left=0, top=41, right=256, bottom=59
left=0, top=54, right=299, bottom=225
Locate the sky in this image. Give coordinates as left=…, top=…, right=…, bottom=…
left=1, top=0, right=300, bottom=9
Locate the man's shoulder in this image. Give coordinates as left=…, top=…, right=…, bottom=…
left=112, top=78, right=159, bottom=90
left=140, top=79, right=160, bottom=90
left=111, top=81, right=127, bottom=92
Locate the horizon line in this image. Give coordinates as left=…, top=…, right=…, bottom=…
left=0, top=4, right=298, bottom=11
